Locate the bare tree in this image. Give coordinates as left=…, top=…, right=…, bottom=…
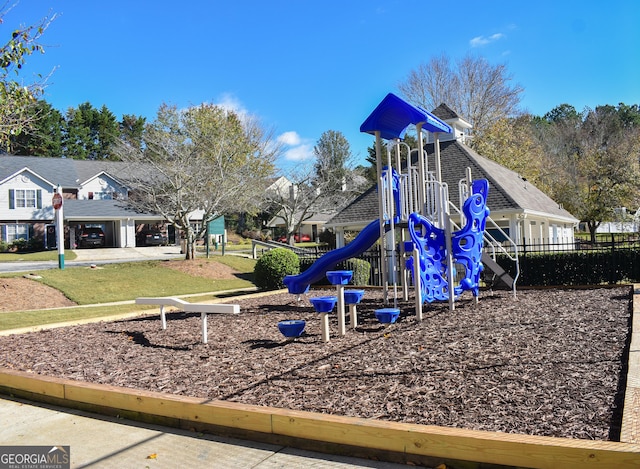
left=114, top=103, right=279, bottom=259
left=265, top=166, right=327, bottom=245
left=398, top=53, right=523, bottom=139
left=266, top=130, right=366, bottom=245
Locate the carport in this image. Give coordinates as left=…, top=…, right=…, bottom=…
left=62, top=199, right=165, bottom=248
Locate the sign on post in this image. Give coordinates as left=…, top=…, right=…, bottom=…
left=52, top=193, right=63, bottom=210
left=53, top=187, right=64, bottom=269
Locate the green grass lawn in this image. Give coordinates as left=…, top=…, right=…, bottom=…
left=36, top=259, right=255, bottom=304
left=0, top=250, right=78, bottom=262
left=0, top=256, right=258, bottom=331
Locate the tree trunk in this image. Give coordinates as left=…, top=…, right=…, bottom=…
left=182, top=225, right=197, bottom=260
left=588, top=222, right=598, bottom=244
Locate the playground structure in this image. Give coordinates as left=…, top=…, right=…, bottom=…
left=284, top=93, right=519, bottom=316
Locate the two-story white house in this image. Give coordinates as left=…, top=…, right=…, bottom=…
left=0, top=156, right=167, bottom=249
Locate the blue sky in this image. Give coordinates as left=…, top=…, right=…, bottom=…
left=6, top=1, right=639, bottom=172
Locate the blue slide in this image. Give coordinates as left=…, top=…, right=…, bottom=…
left=283, top=219, right=384, bottom=294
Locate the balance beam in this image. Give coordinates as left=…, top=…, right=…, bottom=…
left=135, top=297, right=240, bottom=343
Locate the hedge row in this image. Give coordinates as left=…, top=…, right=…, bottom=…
left=493, top=248, right=640, bottom=286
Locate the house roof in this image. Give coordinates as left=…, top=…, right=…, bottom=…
left=326, top=140, right=577, bottom=228
left=0, top=155, right=79, bottom=188
left=63, top=199, right=160, bottom=221
left=431, top=103, right=459, bottom=120
left=0, top=166, right=55, bottom=187
left=0, top=155, right=133, bottom=189
left=73, top=160, right=133, bottom=188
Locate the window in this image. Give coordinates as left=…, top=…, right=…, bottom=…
left=5, top=224, right=29, bottom=243
left=16, top=189, right=36, bottom=207
left=8, top=189, right=42, bottom=209
left=93, top=191, right=113, bottom=200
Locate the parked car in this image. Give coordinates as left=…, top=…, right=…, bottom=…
left=78, top=227, right=105, bottom=248
left=276, top=234, right=312, bottom=243
left=137, top=229, right=167, bottom=246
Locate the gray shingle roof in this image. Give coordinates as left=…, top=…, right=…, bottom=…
left=431, top=103, right=460, bottom=120
left=0, top=155, right=79, bottom=187
left=327, top=140, right=577, bottom=228
left=73, top=159, right=131, bottom=186
left=0, top=155, right=133, bottom=189
left=62, top=199, right=159, bottom=220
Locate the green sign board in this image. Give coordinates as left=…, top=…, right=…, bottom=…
left=207, top=216, right=225, bottom=235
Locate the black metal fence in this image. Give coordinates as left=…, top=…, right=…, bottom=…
left=508, top=234, right=640, bottom=255
left=296, top=234, right=640, bottom=287
left=491, top=235, right=640, bottom=286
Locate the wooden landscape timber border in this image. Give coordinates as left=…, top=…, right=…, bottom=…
left=620, top=284, right=640, bottom=443
left=0, top=286, right=640, bottom=468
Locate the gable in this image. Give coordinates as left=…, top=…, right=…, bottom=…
left=0, top=156, right=79, bottom=188
left=78, top=171, right=128, bottom=200
left=0, top=167, right=54, bottom=188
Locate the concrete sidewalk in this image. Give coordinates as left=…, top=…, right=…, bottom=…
left=70, top=245, right=184, bottom=262
left=0, top=396, right=419, bottom=469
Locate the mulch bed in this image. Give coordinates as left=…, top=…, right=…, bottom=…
left=0, top=286, right=631, bottom=441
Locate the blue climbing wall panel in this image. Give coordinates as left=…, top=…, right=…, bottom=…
left=407, top=179, right=490, bottom=303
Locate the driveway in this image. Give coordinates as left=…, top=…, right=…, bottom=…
left=72, top=245, right=183, bottom=261
left=0, top=246, right=184, bottom=274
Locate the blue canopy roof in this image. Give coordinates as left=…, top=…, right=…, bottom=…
left=360, top=93, right=452, bottom=140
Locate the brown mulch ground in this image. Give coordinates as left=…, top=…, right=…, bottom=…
left=0, top=285, right=631, bottom=441
left=0, top=277, right=76, bottom=312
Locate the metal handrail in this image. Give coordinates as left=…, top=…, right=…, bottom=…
left=250, top=239, right=313, bottom=259
left=447, top=200, right=520, bottom=293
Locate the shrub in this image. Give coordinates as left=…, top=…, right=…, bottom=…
left=318, top=229, right=336, bottom=248
left=11, top=238, right=29, bottom=252
left=254, top=248, right=300, bottom=290
left=346, top=258, right=371, bottom=285
left=298, top=256, right=371, bottom=286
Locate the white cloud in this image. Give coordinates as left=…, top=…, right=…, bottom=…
left=277, top=131, right=302, bottom=146
left=276, top=130, right=314, bottom=162
left=470, top=33, right=505, bottom=47
left=283, top=142, right=314, bottom=162
left=214, top=93, right=247, bottom=114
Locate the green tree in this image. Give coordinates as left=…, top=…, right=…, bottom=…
left=313, top=130, right=351, bottom=191
left=119, top=114, right=146, bottom=151
left=0, top=4, right=56, bottom=151
left=10, top=99, right=64, bottom=156
left=64, top=102, right=120, bottom=160
left=536, top=103, right=640, bottom=242
left=63, top=102, right=119, bottom=159
left=114, top=103, right=279, bottom=259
